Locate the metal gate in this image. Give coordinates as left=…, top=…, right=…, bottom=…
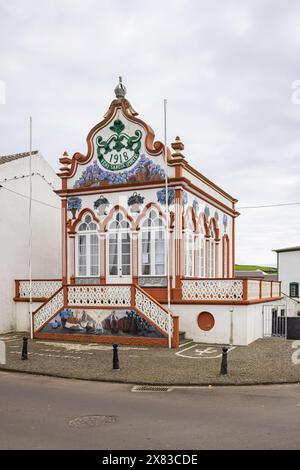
left=262, top=304, right=287, bottom=338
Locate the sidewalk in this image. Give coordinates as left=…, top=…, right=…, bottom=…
left=0, top=333, right=299, bottom=385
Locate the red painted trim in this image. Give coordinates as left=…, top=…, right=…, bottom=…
left=70, top=207, right=100, bottom=234
left=34, top=332, right=169, bottom=348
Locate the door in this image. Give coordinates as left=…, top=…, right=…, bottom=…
left=262, top=305, right=287, bottom=338
left=107, top=230, right=132, bottom=284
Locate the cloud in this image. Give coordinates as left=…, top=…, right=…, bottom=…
left=0, top=0, right=299, bottom=265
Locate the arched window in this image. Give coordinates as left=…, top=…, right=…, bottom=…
left=108, top=212, right=131, bottom=278
left=141, top=209, right=166, bottom=276
left=77, top=214, right=99, bottom=277
left=199, top=221, right=206, bottom=278
left=208, top=227, right=215, bottom=278
left=184, top=218, right=194, bottom=277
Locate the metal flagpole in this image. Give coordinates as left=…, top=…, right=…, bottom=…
left=29, top=117, right=33, bottom=340
left=163, top=99, right=172, bottom=348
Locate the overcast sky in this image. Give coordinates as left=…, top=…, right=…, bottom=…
left=1, top=0, right=300, bottom=266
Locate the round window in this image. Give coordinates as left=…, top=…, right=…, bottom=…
left=197, top=312, right=215, bottom=331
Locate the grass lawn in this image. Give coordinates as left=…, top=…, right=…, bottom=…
left=235, top=264, right=277, bottom=274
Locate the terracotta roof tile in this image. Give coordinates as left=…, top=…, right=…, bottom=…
left=0, top=150, right=39, bottom=166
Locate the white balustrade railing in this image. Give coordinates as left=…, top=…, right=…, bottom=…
left=18, top=280, right=62, bottom=299
left=33, top=288, right=64, bottom=331
left=135, top=287, right=173, bottom=335
left=182, top=279, right=244, bottom=301
left=261, top=281, right=271, bottom=299
left=182, top=278, right=281, bottom=301
left=67, top=285, right=131, bottom=307
left=272, top=282, right=280, bottom=297
left=247, top=280, right=261, bottom=300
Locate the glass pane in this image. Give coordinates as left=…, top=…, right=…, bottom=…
left=79, top=235, right=86, bottom=255
left=89, top=222, right=97, bottom=231
left=109, top=265, right=118, bottom=275
left=142, top=265, right=150, bottom=275
left=109, top=254, right=118, bottom=265
left=85, top=215, right=92, bottom=224
left=142, top=231, right=151, bottom=241
left=122, top=243, right=130, bottom=254
left=79, top=223, right=87, bottom=231
left=155, top=264, right=164, bottom=275
left=122, top=232, right=130, bottom=242
left=122, top=265, right=130, bottom=276
left=122, top=254, right=130, bottom=264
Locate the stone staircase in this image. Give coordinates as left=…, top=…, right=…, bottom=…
left=31, top=284, right=180, bottom=348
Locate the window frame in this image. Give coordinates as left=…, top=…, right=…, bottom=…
left=107, top=212, right=132, bottom=279
left=139, top=209, right=166, bottom=277
left=184, top=219, right=195, bottom=277
left=289, top=282, right=299, bottom=298
left=76, top=214, right=99, bottom=278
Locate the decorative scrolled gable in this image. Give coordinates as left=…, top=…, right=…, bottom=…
left=59, top=79, right=172, bottom=189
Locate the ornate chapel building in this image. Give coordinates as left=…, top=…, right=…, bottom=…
left=14, top=80, right=282, bottom=346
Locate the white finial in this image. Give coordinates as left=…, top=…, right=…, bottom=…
left=114, top=76, right=126, bottom=99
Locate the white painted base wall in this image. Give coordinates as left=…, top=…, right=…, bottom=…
left=14, top=302, right=43, bottom=333
left=168, top=300, right=285, bottom=346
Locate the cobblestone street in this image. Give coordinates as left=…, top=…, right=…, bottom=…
left=1, top=333, right=300, bottom=385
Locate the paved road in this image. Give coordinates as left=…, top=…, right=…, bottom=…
left=0, top=371, right=300, bottom=449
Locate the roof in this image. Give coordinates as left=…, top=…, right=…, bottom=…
left=0, top=150, right=39, bottom=166
left=235, top=270, right=265, bottom=278
left=273, top=246, right=300, bottom=253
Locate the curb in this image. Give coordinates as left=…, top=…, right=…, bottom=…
left=1, top=366, right=299, bottom=388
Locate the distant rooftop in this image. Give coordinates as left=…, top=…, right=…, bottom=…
left=0, top=150, right=39, bottom=166
left=273, top=246, right=300, bottom=253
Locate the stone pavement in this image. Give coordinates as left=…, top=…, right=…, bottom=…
left=0, top=333, right=299, bottom=385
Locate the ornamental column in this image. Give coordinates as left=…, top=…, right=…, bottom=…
left=215, top=240, right=220, bottom=278
left=68, top=234, right=75, bottom=284
left=173, top=188, right=183, bottom=299
left=100, top=231, right=106, bottom=284
left=132, top=230, right=139, bottom=285
left=205, top=237, right=210, bottom=277
left=62, top=198, right=68, bottom=286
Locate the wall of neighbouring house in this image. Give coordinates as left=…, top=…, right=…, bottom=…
left=278, top=251, right=300, bottom=301
left=0, top=153, right=61, bottom=333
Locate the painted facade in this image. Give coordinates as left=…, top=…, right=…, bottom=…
left=14, top=79, right=282, bottom=346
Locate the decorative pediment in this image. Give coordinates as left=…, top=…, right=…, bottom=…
left=59, top=78, right=171, bottom=189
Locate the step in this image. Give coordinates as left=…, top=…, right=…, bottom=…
left=179, top=331, right=186, bottom=341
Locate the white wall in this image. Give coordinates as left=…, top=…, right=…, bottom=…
left=0, top=153, right=61, bottom=333
left=168, top=299, right=285, bottom=345
left=278, top=250, right=300, bottom=300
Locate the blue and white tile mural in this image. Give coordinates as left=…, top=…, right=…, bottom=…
left=73, top=155, right=165, bottom=188
left=67, top=197, right=82, bottom=219
left=41, top=308, right=164, bottom=338
left=156, top=188, right=175, bottom=205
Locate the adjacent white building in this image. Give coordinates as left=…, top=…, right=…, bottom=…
left=273, top=246, right=300, bottom=317
left=0, top=151, right=61, bottom=333
left=274, top=246, right=300, bottom=301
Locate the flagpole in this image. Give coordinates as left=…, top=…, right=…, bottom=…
left=29, top=117, right=33, bottom=340
left=163, top=99, right=172, bottom=348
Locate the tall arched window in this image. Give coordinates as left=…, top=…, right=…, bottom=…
left=141, top=209, right=166, bottom=276
left=199, top=222, right=206, bottom=278
left=108, top=212, right=131, bottom=279
left=77, top=214, right=99, bottom=277
left=184, top=218, right=194, bottom=277
left=208, top=227, right=215, bottom=278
